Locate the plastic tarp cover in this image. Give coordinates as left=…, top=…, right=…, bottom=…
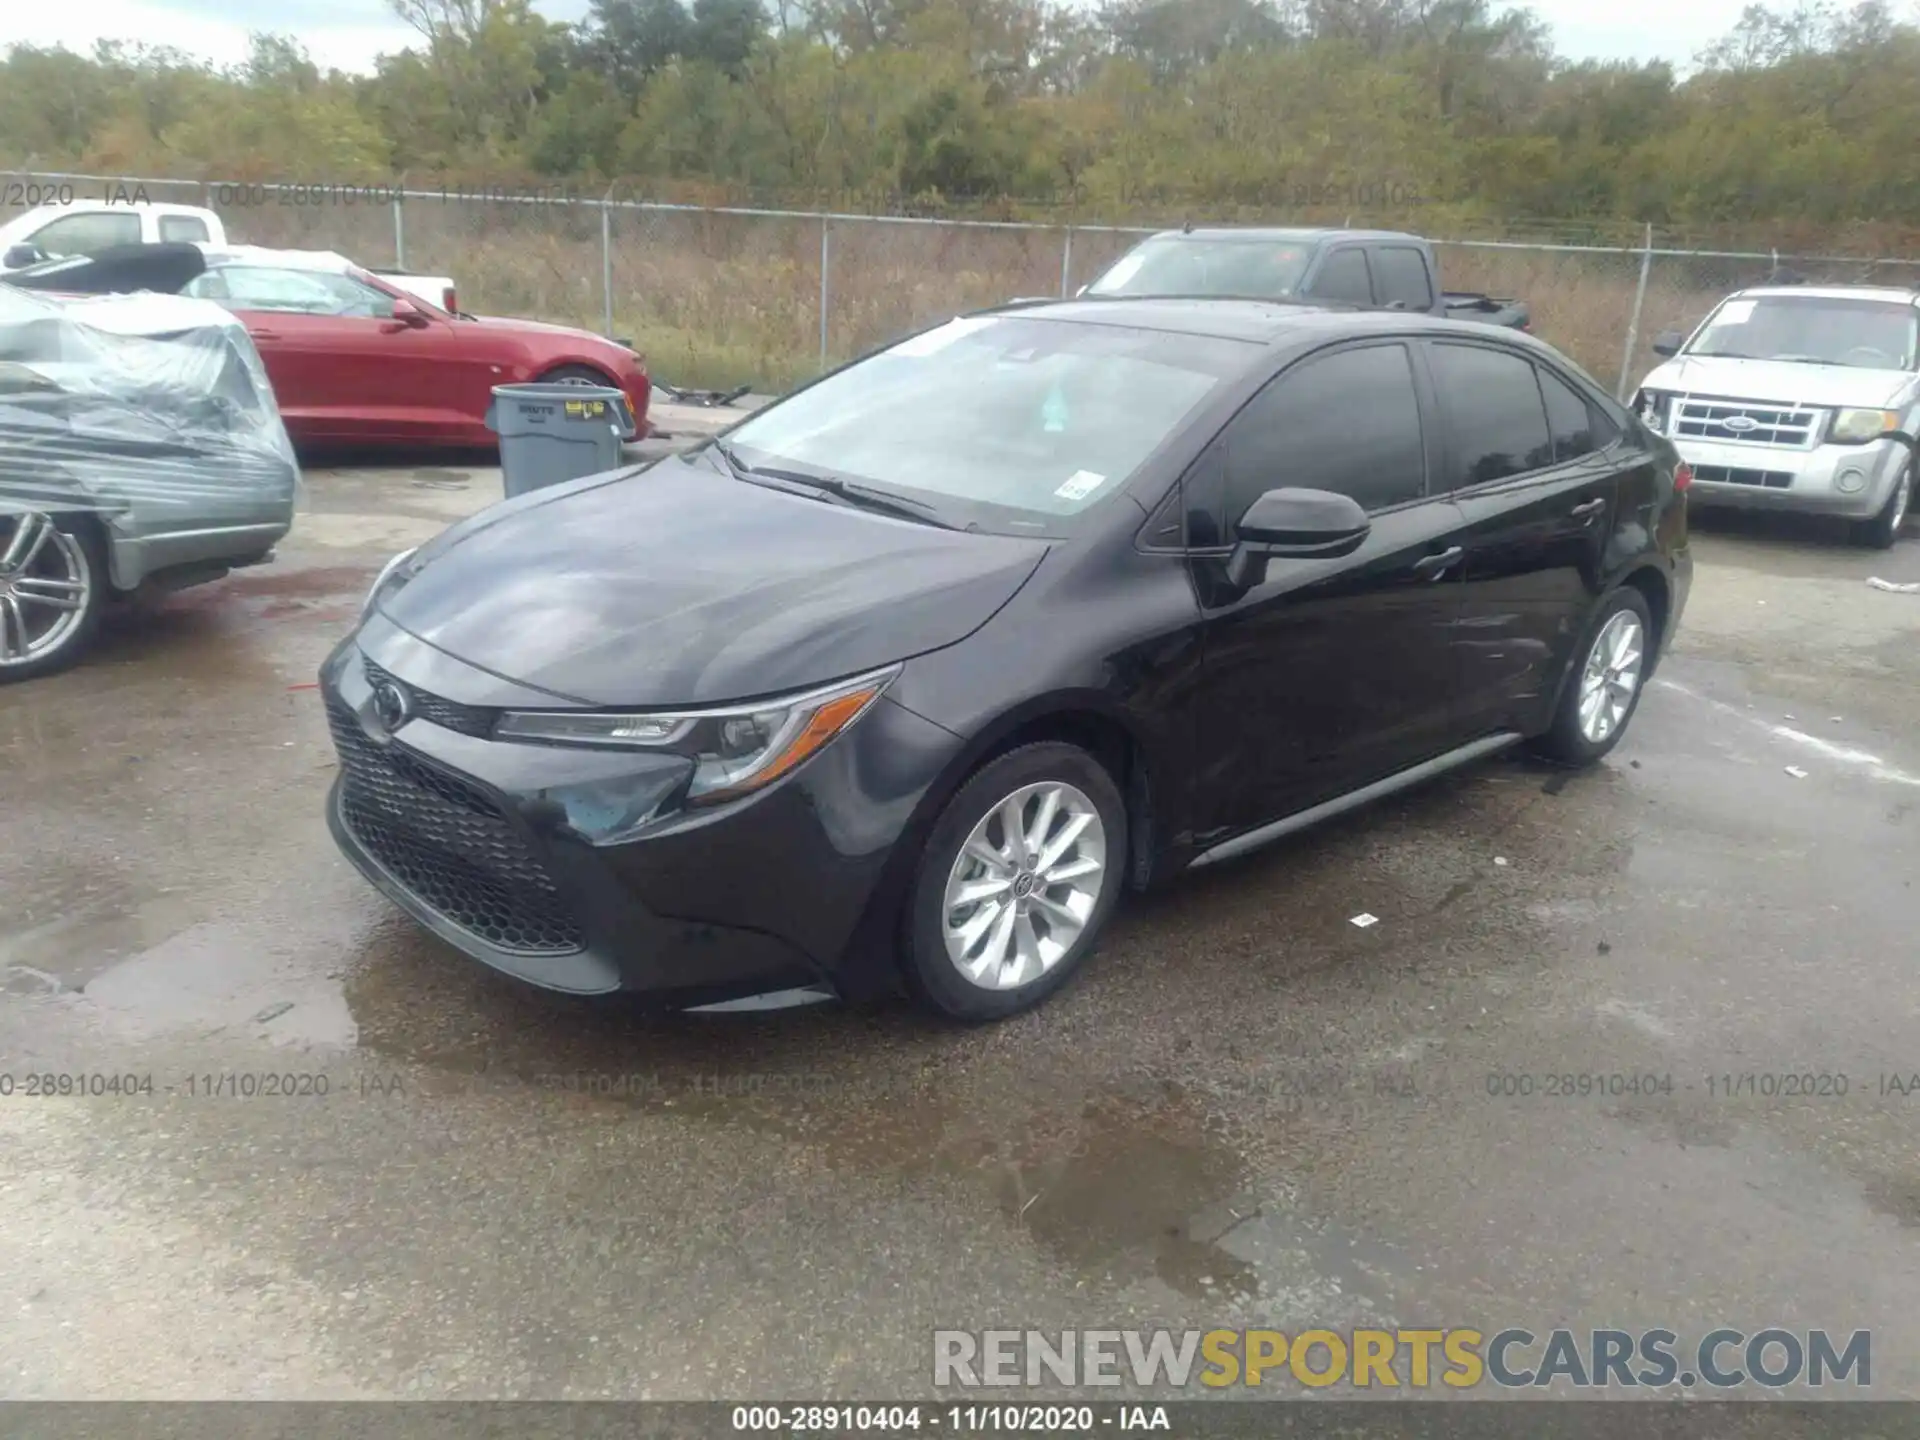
left=0, top=286, right=300, bottom=536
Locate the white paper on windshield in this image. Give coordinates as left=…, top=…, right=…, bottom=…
left=890, top=315, right=998, bottom=358
left=1056, top=470, right=1108, bottom=501
left=1092, top=254, right=1145, bottom=290
left=1715, top=299, right=1757, bottom=325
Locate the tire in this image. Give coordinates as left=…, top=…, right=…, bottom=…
left=534, top=364, right=635, bottom=440
left=902, top=742, right=1128, bottom=1021
left=536, top=364, right=617, bottom=388
left=1851, top=462, right=1910, bottom=550
left=0, top=511, right=108, bottom=684
left=1529, top=586, right=1654, bottom=767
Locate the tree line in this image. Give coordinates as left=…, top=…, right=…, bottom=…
left=2, top=0, right=1918, bottom=243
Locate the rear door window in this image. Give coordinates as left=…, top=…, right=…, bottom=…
left=158, top=214, right=211, bottom=243
left=1537, top=365, right=1603, bottom=463
left=1372, top=247, right=1435, bottom=311
left=1428, top=341, right=1555, bottom=490
left=1307, top=249, right=1374, bottom=306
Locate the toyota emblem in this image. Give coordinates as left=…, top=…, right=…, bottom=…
left=370, top=679, right=412, bottom=734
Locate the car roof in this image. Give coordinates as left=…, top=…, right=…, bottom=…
left=1135, top=227, right=1421, bottom=245
left=982, top=295, right=1537, bottom=350
left=1731, top=284, right=1920, bottom=305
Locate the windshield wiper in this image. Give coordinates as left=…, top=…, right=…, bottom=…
left=709, top=440, right=954, bottom=528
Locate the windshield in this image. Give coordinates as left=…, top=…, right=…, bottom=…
left=1086, top=237, right=1315, bottom=300
left=1687, top=295, right=1919, bottom=370
left=718, top=314, right=1253, bottom=533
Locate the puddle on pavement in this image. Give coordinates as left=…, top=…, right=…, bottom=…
left=992, top=1092, right=1258, bottom=1300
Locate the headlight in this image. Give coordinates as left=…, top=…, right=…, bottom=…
left=363, top=546, right=418, bottom=616
left=1831, top=408, right=1900, bottom=444
left=1634, top=389, right=1671, bottom=432
left=495, top=666, right=899, bottom=805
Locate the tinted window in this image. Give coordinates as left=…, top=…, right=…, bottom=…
left=1219, top=343, right=1426, bottom=522
left=1429, top=342, right=1553, bottom=489
left=1308, top=248, right=1373, bottom=305
left=158, top=215, right=210, bottom=243
left=1538, top=366, right=1600, bottom=463
left=1373, top=247, right=1434, bottom=310
left=27, top=211, right=141, bottom=258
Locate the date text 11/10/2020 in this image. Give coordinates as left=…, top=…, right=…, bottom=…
left=1485, top=1071, right=1920, bottom=1099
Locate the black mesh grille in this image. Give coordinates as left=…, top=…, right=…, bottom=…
left=327, top=694, right=584, bottom=955
left=362, top=658, right=496, bottom=739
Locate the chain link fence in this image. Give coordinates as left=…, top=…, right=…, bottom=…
left=5, top=171, right=1917, bottom=397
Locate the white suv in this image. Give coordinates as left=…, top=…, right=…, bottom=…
left=1634, top=285, right=1917, bottom=548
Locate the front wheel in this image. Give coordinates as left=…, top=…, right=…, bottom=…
left=1852, top=462, right=1910, bottom=550
left=1530, top=587, right=1654, bottom=766
left=902, top=743, right=1127, bottom=1021
left=0, top=511, right=107, bottom=684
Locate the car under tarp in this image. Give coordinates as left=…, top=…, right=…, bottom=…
left=0, top=284, right=299, bottom=557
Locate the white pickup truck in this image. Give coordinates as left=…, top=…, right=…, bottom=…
left=0, top=199, right=461, bottom=314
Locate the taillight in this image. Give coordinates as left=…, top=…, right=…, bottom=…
left=1673, top=462, right=1692, bottom=492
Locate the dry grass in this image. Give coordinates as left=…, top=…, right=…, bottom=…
left=7, top=178, right=1916, bottom=395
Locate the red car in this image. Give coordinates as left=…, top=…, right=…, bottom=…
left=7, top=243, right=651, bottom=449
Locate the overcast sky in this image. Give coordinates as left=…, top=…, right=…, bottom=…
left=10, top=0, right=1760, bottom=75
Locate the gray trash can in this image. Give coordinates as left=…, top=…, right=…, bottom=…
left=485, top=382, right=635, bottom=499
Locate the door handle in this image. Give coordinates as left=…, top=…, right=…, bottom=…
left=247, top=328, right=280, bottom=341
left=1570, top=497, right=1607, bottom=521
left=1412, top=545, right=1464, bottom=579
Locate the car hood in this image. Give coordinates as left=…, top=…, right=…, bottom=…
left=465, top=313, right=623, bottom=346
left=375, top=452, right=1050, bottom=707
left=1641, top=355, right=1914, bottom=409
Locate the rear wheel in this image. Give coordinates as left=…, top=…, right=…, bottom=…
left=1530, top=587, right=1653, bottom=767
left=0, top=511, right=107, bottom=684
left=902, top=743, right=1127, bottom=1021
left=1852, top=462, right=1910, bottom=550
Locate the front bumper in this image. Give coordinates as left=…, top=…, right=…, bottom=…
left=1672, top=434, right=1907, bottom=519
left=318, top=625, right=960, bottom=1004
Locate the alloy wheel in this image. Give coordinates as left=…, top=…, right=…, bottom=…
left=942, top=781, right=1108, bottom=992
left=1577, top=610, right=1644, bottom=745
left=0, top=513, right=91, bottom=670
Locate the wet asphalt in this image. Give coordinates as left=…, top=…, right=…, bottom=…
left=2, top=450, right=1919, bottom=1401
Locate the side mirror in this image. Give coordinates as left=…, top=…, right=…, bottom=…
left=1651, top=330, right=1684, bottom=357
left=1225, top=487, right=1371, bottom=589
left=3, top=243, right=44, bottom=269
left=386, top=297, right=430, bottom=329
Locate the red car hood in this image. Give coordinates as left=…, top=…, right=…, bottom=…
left=465, top=313, right=623, bottom=346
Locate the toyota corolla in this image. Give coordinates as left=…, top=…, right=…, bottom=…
left=320, top=298, right=1690, bottom=1019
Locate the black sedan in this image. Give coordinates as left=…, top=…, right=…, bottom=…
left=320, top=298, right=1691, bottom=1020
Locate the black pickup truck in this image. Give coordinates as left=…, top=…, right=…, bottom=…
left=1076, top=227, right=1530, bottom=330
